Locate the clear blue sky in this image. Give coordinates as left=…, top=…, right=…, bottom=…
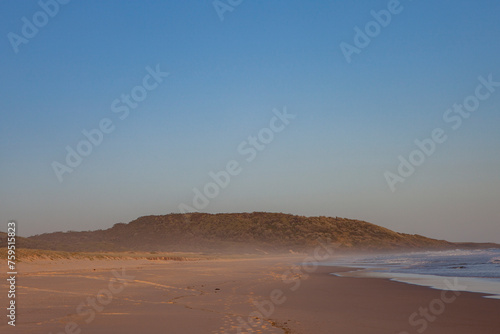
left=1, top=0, right=499, bottom=243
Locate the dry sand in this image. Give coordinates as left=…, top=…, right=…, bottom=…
left=0, top=255, right=499, bottom=333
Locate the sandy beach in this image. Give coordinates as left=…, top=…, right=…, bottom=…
left=1, top=255, right=499, bottom=334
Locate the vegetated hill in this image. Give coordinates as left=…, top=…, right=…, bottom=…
left=19, top=212, right=480, bottom=253
left=0, top=231, right=51, bottom=249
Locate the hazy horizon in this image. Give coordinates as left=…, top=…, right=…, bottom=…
left=1, top=1, right=499, bottom=243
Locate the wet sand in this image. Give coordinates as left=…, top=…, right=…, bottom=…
left=1, top=256, right=499, bottom=333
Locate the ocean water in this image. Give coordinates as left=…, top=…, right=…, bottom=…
left=321, top=248, right=500, bottom=298
left=331, top=248, right=500, bottom=278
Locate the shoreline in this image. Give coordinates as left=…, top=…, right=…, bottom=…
left=328, top=266, right=500, bottom=300
left=276, top=264, right=500, bottom=333
left=1, top=256, right=499, bottom=333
